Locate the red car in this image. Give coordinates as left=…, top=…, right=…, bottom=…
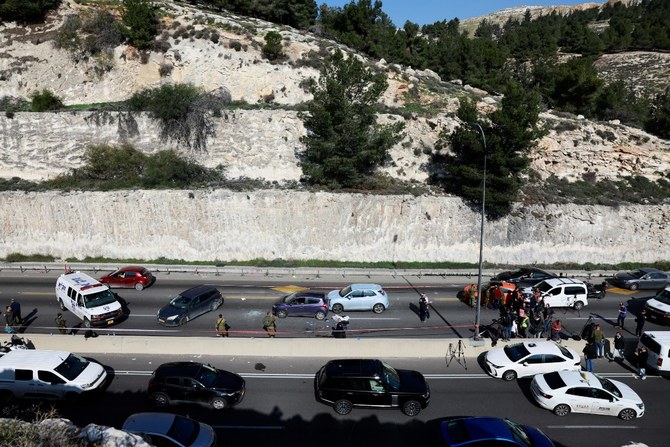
left=100, top=266, right=155, bottom=291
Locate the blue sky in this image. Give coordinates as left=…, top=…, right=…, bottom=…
left=321, top=1, right=595, bottom=26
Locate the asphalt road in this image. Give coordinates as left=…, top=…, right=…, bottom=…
left=18, top=353, right=669, bottom=447
left=0, top=269, right=661, bottom=341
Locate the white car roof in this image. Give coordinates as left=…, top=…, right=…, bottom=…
left=553, top=370, right=604, bottom=388
left=521, top=341, right=572, bottom=355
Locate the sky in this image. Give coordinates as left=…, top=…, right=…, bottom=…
left=321, top=1, right=597, bottom=26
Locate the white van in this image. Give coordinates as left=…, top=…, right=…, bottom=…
left=637, top=331, right=670, bottom=376
left=56, top=271, right=123, bottom=327
left=0, top=349, right=108, bottom=400
left=525, top=278, right=589, bottom=310
left=644, top=287, right=670, bottom=324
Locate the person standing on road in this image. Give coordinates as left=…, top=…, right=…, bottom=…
left=593, top=324, right=605, bottom=358
left=4, top=306, right=15, bottom=333
left=617, top=302, right=628, bottom=329
left=635, top=346, right=649, bottom=379
left=610, top=331, right=625, bottom=362
left=518, top=309, right=529, bottom=338
left=583, top=340, right=597, bottom=372
left=419, top=293, right=431, bottom=322
left=635, top=309, right=646, bottom=337
left=468, top=284, right=478, bottom=307
left=262, top=311, right=277, bottom=338
left=550, top=319, right=562, bottom=343
left=543, top=303, right=554, bottom=337
left=55, top=313, right=67, bottom=334
left=9, top=299, right=21, bottom=325
left=216, top=313, right=228, bottom=337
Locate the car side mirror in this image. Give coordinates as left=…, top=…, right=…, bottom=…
left=522, top=362, right=528, bottom=367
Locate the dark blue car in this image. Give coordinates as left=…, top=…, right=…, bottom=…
left=433, top=416, right=555, bottom=447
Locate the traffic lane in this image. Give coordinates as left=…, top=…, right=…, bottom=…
left=51, top=354, right=669, bottom=447
left=3, top=277, right=664, bottom=338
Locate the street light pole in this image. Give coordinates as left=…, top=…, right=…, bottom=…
left=470, top=122, right=487, bottom=342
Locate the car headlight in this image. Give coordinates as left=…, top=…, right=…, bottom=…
left=636, top=403, right=645, bottom=410
left=166, top=315, right=179, bottom=321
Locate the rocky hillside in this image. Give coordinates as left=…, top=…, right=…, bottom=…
left=0, top=0, right=668, bottom=186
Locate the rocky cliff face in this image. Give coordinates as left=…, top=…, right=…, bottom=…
left=0, top=1, right=668, bottom=264
left=1, top=190, right=667, bottom=264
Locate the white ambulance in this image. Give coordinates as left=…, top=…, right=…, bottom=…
left=55, top=271, right=123, bottom=327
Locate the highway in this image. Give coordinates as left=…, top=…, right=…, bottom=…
left=37, top=354, right=670, bottom=447
left=0, top=269, right=659, bottom=339
left=0, top=268, right=668, bottom=447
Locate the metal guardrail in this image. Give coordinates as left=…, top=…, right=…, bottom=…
left=0, top=262, right=617, bottom=280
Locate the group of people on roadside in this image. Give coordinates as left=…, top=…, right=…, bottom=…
left=486, top=287, right=558, bottom=343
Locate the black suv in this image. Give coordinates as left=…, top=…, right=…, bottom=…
left=148, top=362, right=245, bottom=410
left=314, top=359, right=430, bottom=416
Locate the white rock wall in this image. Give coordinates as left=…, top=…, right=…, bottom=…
left=1, top=190, right=667, bottom=264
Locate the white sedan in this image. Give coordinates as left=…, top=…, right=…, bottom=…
left=122, top=413, right=216, bottom=447
left=531, top=370, right=645, bottom=420
left=484, top=341, right=581, bottom=381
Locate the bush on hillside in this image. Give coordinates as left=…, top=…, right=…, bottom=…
left=29, top=89, right=64, bottom=112
left=127, top=83, right=229, bottom=150
left=262, top=31, right=285, bottom=61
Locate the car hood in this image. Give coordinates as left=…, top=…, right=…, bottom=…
left=485, top=348, right=513, bottom=367
left=614, top=380, right=644, bottom=404
left=157, top=304, right=185, bottom=320
left=524, top=425, right=556, bottom=447
left=647, top=298, right=670, bottom=313
left=193, top=422, right=217, bottom=447
left=397, top=369, right=428, bottom=394
left=615, top=272, right=639, bottom=281
left=327, top=290, right=342, bottom=301
left=210, top=370, right=245, bottom=391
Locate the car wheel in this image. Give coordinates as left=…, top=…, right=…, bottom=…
left=58, top=299, right=66, bottom=311
left=134, top=283, right=144, bottom=291
left=573, top=301, right=584, bottom=311
left=83, top=318, right=92, bottom=328
left=372, top=303, right=385, bottom=314
left=333, top=399, right=353, bottom=415
left=210, top=298, right=223, bottom=312
left=401, top=400, right=422, bottom=417
left=502, top=370, right=517, bottom=381
left=179, top=316, right=188, bottom=326
left=630, top=283, right=639, bottom=291
left=553, top=404, right=571, bottom=417
left=277, top=310, right=288, bottom=319
left=210, top=397, right=227, bottom=410
left=315, top=311, right=326, bottom=320
left=618, top=408, right=636, bottom=420
left=332, top=304, right=344, bottom=314
left=151, top=392, right=170, bottom=407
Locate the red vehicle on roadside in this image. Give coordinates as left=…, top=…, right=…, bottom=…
left=100, top=265, right=155, bottom=291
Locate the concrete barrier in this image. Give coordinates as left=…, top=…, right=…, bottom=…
left=2, top=334, right=591, bottom=360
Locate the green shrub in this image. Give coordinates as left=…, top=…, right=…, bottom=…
left=127, top=83, right=201, bottom=121
left=29, top=89, right=64, bottom=112
left=262, top=31, right=285, bottom=61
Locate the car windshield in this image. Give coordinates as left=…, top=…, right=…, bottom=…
left=535, top=281, right=552, bottom=293
left=338, top=286, right=352, bottom=297
left=167, top=416, right=200, bottom=446
left=83, top=289, right=117, bottom=308
left=282, top=292, right=298, bottom=303
left=381, top=362, right=401, bottom=391
left=504, top=419, right=533, bottom=447
left=626, top=270, right=645, bottom=279
left=654, top=289, right=670, bottom=305
left=595, top=374, right=622, bottom=398
left=169, top=295, right=191, bottom=309
left=557, top=345, right=575, bottom=359
left=503, top=343, right=531, bottom=362
left=54, top=353, right=90, bottom=381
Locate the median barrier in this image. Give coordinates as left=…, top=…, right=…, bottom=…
left=3, top=334, right=590, bottom=360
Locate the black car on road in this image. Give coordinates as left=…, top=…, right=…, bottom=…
left=148, top=361, right=245, bottom=410
left=493, top=267, right=557, bottom=289
left=157, top=285, right=223, bottom=327
left=314, top=359, right=430, bottom=417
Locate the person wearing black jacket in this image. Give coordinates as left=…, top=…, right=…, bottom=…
left=583, top=340, right=598, bottom=372
left=635, top=346, right=649, bottom=379
left=610, top=331, right=625, bottom=362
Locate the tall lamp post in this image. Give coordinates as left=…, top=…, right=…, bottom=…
left=470, top=122, right=487, bottom=343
